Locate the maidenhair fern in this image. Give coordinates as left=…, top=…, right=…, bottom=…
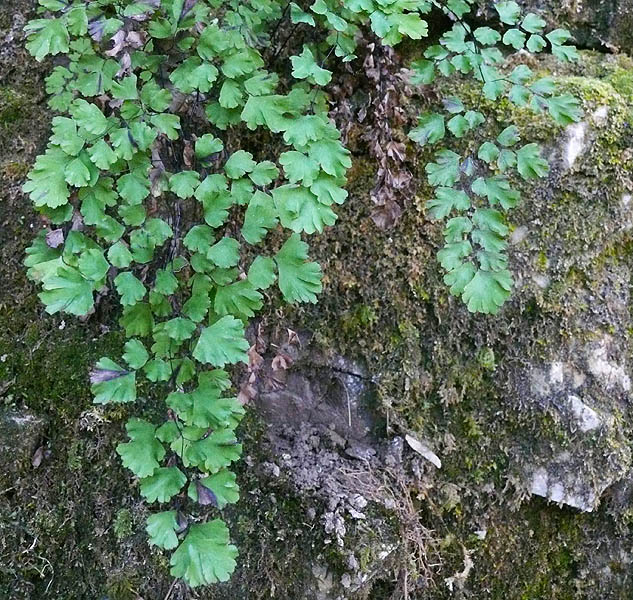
left=22, top=0, right=579, bottom=587
left=407, top=1, right=581, bottom=313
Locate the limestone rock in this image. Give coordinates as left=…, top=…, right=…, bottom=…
left=529, top=451, right=623, bottom=512
left=518, top=335, right=632, bottom=512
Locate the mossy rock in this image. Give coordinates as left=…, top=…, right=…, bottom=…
left=2, top=0, right=633, bottom=597
left=285, top=49, right=633, bottom=597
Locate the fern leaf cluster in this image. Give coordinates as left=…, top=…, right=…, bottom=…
left=23, top=0, right=579, bottom=586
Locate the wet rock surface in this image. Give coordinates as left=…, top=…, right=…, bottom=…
left=503, top=102, right=633, bottom=514
left=516, top=333, right=632, bottom=512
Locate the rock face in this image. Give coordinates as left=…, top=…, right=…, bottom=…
left=288, top=47, right=633, bottom=597
left=517, top=333, right=632, bottom=512
left=505, top=104, right=633, bottom=515
left=3, top=1, right=633, bottom=599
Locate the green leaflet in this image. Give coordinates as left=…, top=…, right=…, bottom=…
left=426, top=150, right=461, bottom=187
left=547, top=94, right=582, bottom=125
left=522, top=13, right=546, bottom=33
left=290, top=2, right=316, bottom=25
left=140, top=467, right=187, bottom=503
left=247, top=256, right=277, bottom=289
left=170, top=520, right=238, bottom=586
left=195, top=134, right=224, bottom=159
left=215, top=280, right=263, bottom=318
left=170, top=171, right=201, bottom=198
left=207, top=237, right=240, bottom=268
left=170, top=57, right=219, bottom=94
left=118, top=173, right=150, bottom=205
left=438, top=240, right=472, bottom=271
left=478, top=141, right=500, bottom=163
left=249, top=161, right=279, bottom=186
left=24, top=18, right=69, bottom=61
left=291, top=46, right=332, bottom=86
left=64, top=154, right=95, bottom=188
left=164, top=317, right=197, bottom=342
left=279, top=150, right=320, bottom=186
left=273, top=185, right=337, bottom=234
left=224, top=150, right=256, bottom=179
left=184, top=224, right=215, bottom=254
left=409, top=113, right=445, bottom=146
left=472, top=177, right=520, bottom=210
left=474, top=27, right=501, bottom=45
left=167, top=386, right=243, bottom=430
left=307, top=137, right=352, bottom=179
left=516, top=143, right=550, bottom=179
left=70, top=100, right=108, bottom=135
left=242, top=191, right=278, bottom=244
left=502, top=28, right=526, bottom=50
left=23, top=147, right=71, bottom=209
left=146, top=511, right=180, bottom=550
left=497, top=126, right=521, bottom=147
left=51, top=116, right=84, bottom=156
left=193, top=316, right=249, bottom=367
left=275, top=233, right=322, bottom=304
left=78, top=249, right=109, bottom=282
left=122, top=339, right=150, bottom=370
left=116, top=419, right=165, bottom=478
left=547, top=29, right=580, bottom=62
left=427, top=187, right=470, bottom=219
left=24, top=232, right=62, bottom=283
left=188, top=469, right=240, bottom=509
left=219, top=79, right=243, bottom=109
left=154, top=269, right=179, bottom=296
left=527, top=34, right=546, bottom=53
left=39, top=265, right=95, bottom=316
left=114, top=272, right=147, bottom=306
left=180, top=428, right=242, bottom=472
left=91, top=358, right=137, bottom=404
left=120, top=302, right=154, bottom=337
left=88, top=140, right=118, bottom=170
left=462, top=269, right=513, bottom=314
left=495, top=1, right=521, bottom=24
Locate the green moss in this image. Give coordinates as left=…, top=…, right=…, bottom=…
left=475, top=501, right=589, bottom=600
left=341, top=303, right=379, bottom=337
left=1, top=161, right=29, bottom=179
left=607, top=68, right=633, bottom=99
left=105, top=572, right=141, bottom=600
left=66, top=439, right=84, bottom=471
left=274, top=49, right=633, bottom=600
left=536, top=251, right=549, bottom=271
left=476, top=347, right=496, bottom=371
left=0, top=88, right=28, bottom=126
left=113, top=509, right=134, bottom=540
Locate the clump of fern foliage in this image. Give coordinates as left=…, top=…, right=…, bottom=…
left=22, top=0, right=579, bottom=587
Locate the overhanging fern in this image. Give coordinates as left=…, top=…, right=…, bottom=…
left=22, top=0, right=579, bottom=587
